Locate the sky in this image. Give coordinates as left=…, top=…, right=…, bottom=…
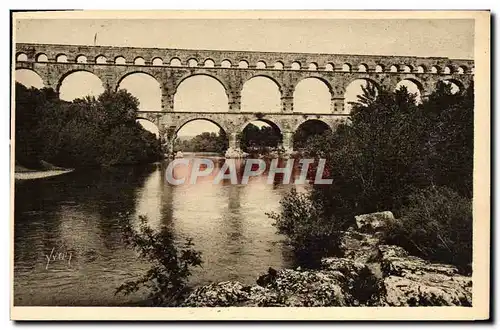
left=15, top=18, right=474, bottom=136
left=15, top=19, right=474, bottom=58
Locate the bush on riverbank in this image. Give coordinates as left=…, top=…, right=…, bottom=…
left=383, top=186, right=472, bottom=273
left=267, top=188, right=346, bottom=268
left=116, top=216, right=203, bottom=306
left=15, top=83, right=162, bottom=169
left=271, top=83, right=473, bottom=271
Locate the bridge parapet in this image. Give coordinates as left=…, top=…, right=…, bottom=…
left=16, top=43, right=474, bottom=74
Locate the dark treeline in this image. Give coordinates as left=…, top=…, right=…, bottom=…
left=15, top=83, right=162, bottom=169
left=174, top=131, right=228, bottom=154
left=239, top=123, right=282, bottom=154
left=270, top=82, right=473, bottom=273
left=293, top=120, right=331, bottom=151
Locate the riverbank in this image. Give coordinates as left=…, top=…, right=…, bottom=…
left=15, top=169, right=74, bottom=180
left=182, top=211, right=472, bottom=307
left=14, top=162, right=74, bottom=180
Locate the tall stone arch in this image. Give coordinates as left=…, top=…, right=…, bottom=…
left=173, top=72, right=231, bottom=113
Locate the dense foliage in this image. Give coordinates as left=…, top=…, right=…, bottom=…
left=15, top=83, right=162, bottom=169
left=174, top=130, right=228, bottom=153
left=271, top=82, right=474, bottom=271
left=267, top=187, right=346, bottom=268
left=239, top=123, right=282, bottom=154
left=116, top=215, right=203, bottom=306
left=383, top=186, right=472, bottom=273
left=293, top=120, right=331, bottom=151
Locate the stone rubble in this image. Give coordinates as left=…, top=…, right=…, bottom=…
left=182, top=211, right=472, bottom=307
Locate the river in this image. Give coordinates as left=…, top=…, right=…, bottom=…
left=13, top=157, right=309, bottom=306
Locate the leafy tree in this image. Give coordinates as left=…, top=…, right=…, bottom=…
left=270, top=82, right=473, bottom=270
left=306, top=86, right=432, bottom=222
left=425, top=82, right=474, bottom=198
left=116, top=216, right=203, bottom=306
left=214, top=129, right=229, bottom=154
left=267, top=187, right=345, bottom=268
left=240, top=123, right=282, bottom=154
left=174, top=129, right=228, bottom=153
left=97, top=89, right=139, bottom=129
left=15, top=84, right=58, bottom=168
left=99, top=124, right=162, bottom=166
left=293, top=120, right=331, bottom=151
left=14, top=83, right=162, bottom=168
left=304, top=83, right=473, bottom=220
left=383, top=186, right=472, bottom=273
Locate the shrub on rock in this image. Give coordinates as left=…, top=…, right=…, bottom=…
left=267, top=188, right=344, bottom=268
left=382, top=186, right=472, bottom=273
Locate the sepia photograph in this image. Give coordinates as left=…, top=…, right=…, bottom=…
left=10, top=10, right=490, bottom=321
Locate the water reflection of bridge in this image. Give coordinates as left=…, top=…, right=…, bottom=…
left=136, top=159, right=300, bottom=284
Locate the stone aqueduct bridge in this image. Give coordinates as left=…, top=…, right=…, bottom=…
left=15, top=43, right=474, bottom=155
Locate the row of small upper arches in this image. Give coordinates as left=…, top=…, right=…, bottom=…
left=16, top=52, right=471, bottom=75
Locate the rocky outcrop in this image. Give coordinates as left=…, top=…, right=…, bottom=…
left=377, top=245, right=472, bottom=306
left=183, top=258, right=380, bottom=307
left=183, top=211, right=472, bottom=307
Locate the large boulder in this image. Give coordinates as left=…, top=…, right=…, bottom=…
left=256, top=267, right=349, bottom=307
left=382, top=275, right=472, bottom=306
left=354, top=211, right=395, bottom=233
left=378, top=245, right=460, bottom=277
left=377, top=245, right=472, bottom=306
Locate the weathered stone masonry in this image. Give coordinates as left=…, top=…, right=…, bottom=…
left=15, top=43, right=474, bottom=156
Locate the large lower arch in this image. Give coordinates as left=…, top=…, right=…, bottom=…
left=173, top=118, right=229, bottom=154
left=117, top=72, right=162, bottom=111
left=57, top=70, right=105, bottom=101
left=293, top=77, right=332, bottom=113
left=239, top=119, right=283, bottom=154
left=241, top=76, right=281, bottom=113
left=175, top=117, right=228, bottom=137
left=395, top=78, right=423, bottom=104
left=15, top=68, right=44, bottom=89
left=239, top=117, right=284, bottom=135
left=293, top=119, right=331, bottom=151
left=344, top=78, right=379, bottom=113
left=174, top=74, right=229, bottom=112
